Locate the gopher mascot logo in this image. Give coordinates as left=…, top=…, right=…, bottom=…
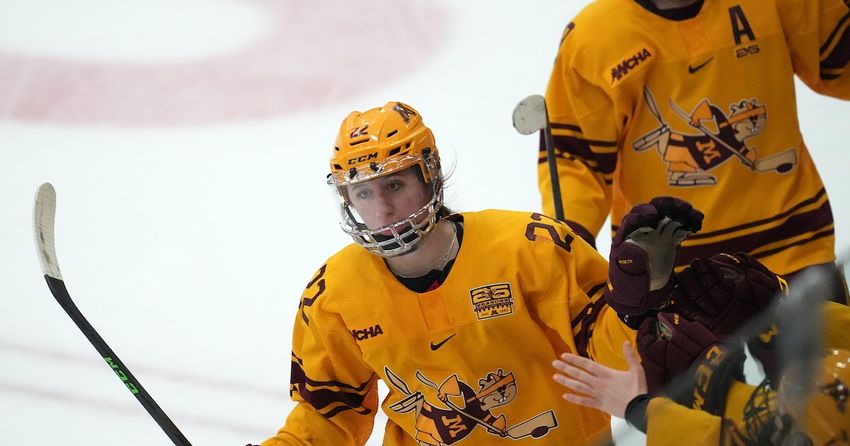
left=633, top=87, right=797, bottom=186
left=385, top=367, right=557, bottom=445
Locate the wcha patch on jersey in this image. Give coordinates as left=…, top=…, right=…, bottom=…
left=610, top=47, right=653, bottom=86
left=351, top=324, right=384, bottom=341
left=469, top=282, right=514, bottom=320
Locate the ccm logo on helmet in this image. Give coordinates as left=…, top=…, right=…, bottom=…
left=348, top=153, right=379, bottom=165
left=352, top=324, right=384, bottom=341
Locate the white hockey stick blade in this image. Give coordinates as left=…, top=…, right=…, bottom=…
left=754, top=149, right=797, bottom=173
left=33, top=182, right=63, bottom=280
left=512, top=95, right=548, bottom=135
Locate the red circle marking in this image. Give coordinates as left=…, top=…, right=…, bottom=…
left=0, top=0, right=450, bottom=126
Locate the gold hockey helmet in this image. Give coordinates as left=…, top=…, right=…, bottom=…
left=327, top=102, right=444, bottom=257
left=329, top=102, right=439, bottom=186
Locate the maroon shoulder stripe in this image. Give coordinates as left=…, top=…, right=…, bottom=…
left=820, top=9, right=850, bottom=55
left=543, top=134, right=618, bottom=174
left=549, top=122, right=620, bottom=148
left=551, top=122, right=583, bottom=132
left=572, top=298, right=608, bottom=359
left=820, top=9, right=850, bottom=78
left=290, top=357, right=375, bottom=418
left=571, top=281, right=607, bottom=329
left=290, top=353, right=372, bottom=392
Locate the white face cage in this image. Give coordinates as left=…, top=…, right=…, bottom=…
left=328, top=153, right=444, bottom=258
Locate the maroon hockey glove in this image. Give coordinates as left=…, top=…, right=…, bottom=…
left=606, top=197, right=704, bottom=316
left=672, top=252, right=784, bottom=338
left=637, top=312, right=718, bottom=395
left=638, top=313, right=744, bottom=415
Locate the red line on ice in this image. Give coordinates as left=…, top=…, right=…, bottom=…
left=0, top=0, right=449, bottom=126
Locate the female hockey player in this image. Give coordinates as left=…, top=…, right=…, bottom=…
left=254, top=101, right=701, bottom=446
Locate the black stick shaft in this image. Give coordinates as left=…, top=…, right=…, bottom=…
left=45, top=276, right=191, bottom=446
left=542, top=123, right=565, bottom=221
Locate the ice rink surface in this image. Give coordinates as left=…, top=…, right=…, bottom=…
left=1, top=1, right=847, bottom=444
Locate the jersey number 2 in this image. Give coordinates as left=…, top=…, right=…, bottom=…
left=525, top=213, right=574, bottom=252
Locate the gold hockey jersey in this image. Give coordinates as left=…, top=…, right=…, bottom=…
left=540, top=0, right=850, bottom=275
left=262, top=210, right=636, bottom=446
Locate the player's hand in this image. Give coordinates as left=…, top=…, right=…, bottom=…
left=552, top=342, right=647, bottom=419
left=672, top=252, right=784, bottom=338
left=606, top=197, right=703, bottom=316
left=636, top=312, right=718, bottom=395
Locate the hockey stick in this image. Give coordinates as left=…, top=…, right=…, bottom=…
left=668, top=100, right=796, bottom=173
left=513, top=94, right=564, bottom=221
left=33, top=183, right=191, bottom=446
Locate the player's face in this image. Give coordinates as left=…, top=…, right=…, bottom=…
left=347, top=168, right=430, bottom=232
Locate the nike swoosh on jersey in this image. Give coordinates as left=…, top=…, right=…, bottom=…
left=688, top=57, right=714, bottom=73
left=430, top=334, right=456, bottom=351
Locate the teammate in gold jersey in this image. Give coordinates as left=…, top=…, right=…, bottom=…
left=539, top=0, right=850, bottom=301
left=253, top=102, right=644, bottom=446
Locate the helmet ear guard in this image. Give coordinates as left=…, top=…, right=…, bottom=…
left=327, top=102, right=445, bottom=257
